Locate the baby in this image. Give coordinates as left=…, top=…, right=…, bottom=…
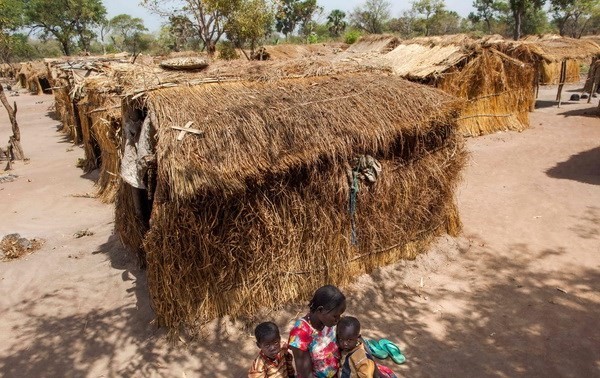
left=248, top=321, right=296, bottom=378
left=336, top=316, right=396, bottom=378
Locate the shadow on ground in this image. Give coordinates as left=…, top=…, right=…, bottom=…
left=546, top=146, right=600, bottom=185
left=558, top=106, right=600, bottom=118
left=344, top=238, right=600, bottom=377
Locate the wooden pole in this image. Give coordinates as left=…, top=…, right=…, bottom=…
left=0, top=84, right=25, bottom=162
left=556, top=60, right=567, bottom=108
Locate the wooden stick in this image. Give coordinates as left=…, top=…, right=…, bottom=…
left=556, top=60, right=567, bottom=108
left=0, top=84, right=24, bottom=161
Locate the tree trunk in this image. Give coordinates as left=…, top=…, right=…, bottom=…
left=513, top=11, right=522, bottom=40
left=61, top=39, right=71, bottom=56
left=0, top=84, right=24, bottom=162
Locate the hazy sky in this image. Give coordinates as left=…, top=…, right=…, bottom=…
left=104, top=0, right=476, bottom=32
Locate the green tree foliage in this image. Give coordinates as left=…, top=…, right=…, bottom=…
left=326, top=9, right=347, bottom=37
left=469, top=0, right=508, bottom=33
left=507, top=0, right=546, bottom=40
left=551, top=0, right=600, bottom=37
left=350, top=0, right=392, bottom=34
left=275, top=0, right=321, bottom=39
left=109, top=14, right=149, bottom=55
left=226, top=0, right=273, bottom=57
left=142, top=0, right=242, bottom=55
left=0, top=0, right=25, bottom=62
left=24, top=0, right=107, bottom=55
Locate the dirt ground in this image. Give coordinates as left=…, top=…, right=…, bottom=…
left=0, top=83, right=598, bottom=378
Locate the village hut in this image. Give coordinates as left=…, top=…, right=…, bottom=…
left=377, top=35, right=535, bottom=136
left=16, top=61, right=51, bottom=94
left=493, top=35, right=600, bottom=85
left=0, top=63, right=20, bottom=79
left=113, top=62, right=467, bottom=330
left=344, top=34, right=400, bottom=54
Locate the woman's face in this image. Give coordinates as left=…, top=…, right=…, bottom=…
left=319, top=299, right=346, bottom=327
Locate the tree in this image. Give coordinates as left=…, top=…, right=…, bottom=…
left=142, top=0, right=242, bottom=55
left=508, top=0, right=546, bottom=40
left=108, top=14, right=149, bottom=55
left=350, top=0, right=392, bottom=34
left=0, top=0, right=25, bottom=62
left=551, top=0, right=599, bottom=37
left=226, top=0, right=273, bottom=58
left=327, top=9, right=347, bottom=37
left=275, top=0, right=321, bottom=39
left=411, top=0, right=446, bottom=36
left=24, top=0, right=106, bottom=56
left=470, top=0, right=506, bottom=33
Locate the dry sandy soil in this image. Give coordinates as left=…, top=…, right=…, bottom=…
left=0, top=84, right=598, bottom=378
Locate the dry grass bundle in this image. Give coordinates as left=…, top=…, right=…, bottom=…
left=345, top=34, right=400, bottom=54
left=116, top=73, right=467, bottom=330
left=1, top=234, right=44, bottom=260
left=435, top=49, right=535, bottom=136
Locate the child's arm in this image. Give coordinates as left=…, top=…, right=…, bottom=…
left=355, top=357, right=377, bottom=378
left=290, top=346, right=312, bottom=378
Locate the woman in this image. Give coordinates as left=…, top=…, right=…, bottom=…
left=288, top=285, right=347, bottom=378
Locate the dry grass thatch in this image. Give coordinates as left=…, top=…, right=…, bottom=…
left=78, top=76, right=123, bottom=202
left=381, top=38, right=535, bottom=136
left=583, top=58, right=600, bottom=94
left=16, top=61, right=51, bottom=95
left=0, top=63, right=20, bottom=79
left=252, top=43, right=348, bottom=60
left=345, top=34, right=400, bottom=54
left=115, top=73, right=467, bottom=331
left=491, top=36, right=600, bottom=85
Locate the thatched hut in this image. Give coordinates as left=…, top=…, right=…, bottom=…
left=583, top=59, right=600, bottom=101
left=114, top=67, right=467, bottom=330
left=378, top=36, right=535, bottom=136
left=345, top=34, right=400, bottom=54
left=494, top=35, right=600, bottom=85
left=0, top=63, right=20, bottom=79
left=16, top=61, right=51, bottom=94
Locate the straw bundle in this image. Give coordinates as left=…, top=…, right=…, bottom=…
left=583, top=58, right=600, bottom=94
left=0, top=63, right=19, bottom=78
left=116, top=73, right=467, bottom=330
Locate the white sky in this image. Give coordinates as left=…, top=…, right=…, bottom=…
left=104, top=0, right=476, bottom=33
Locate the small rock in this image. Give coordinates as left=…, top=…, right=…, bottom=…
left=569, top=94, right=580, bottom=101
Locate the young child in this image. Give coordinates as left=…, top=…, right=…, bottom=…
left=248, top=321, right=296, bottom=378
left=336, top=317, right=397, bottom=378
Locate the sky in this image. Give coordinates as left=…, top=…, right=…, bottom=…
left=104, top=0, right=476, bottom=33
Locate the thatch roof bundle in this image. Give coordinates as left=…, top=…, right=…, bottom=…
left=115, top=72, right=467, bottom=330
left=380, top=37, right=535, bottom=136
left=345, top=34, right=400, bottom=54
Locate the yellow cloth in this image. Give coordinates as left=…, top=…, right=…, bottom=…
left=339, top=342, right=377, bottom=378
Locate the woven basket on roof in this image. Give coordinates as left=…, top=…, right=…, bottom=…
left=159, top=57, right=209, bottom=71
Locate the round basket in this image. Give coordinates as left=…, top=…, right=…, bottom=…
left=159, top=57, right=209, bottom=71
